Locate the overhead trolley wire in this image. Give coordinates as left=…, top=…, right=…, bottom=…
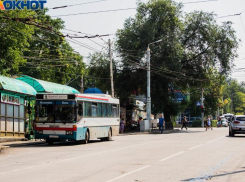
left=217, top=9, right=245, bottom=19
left=52, top=7, right=137, bottom=17
left=182, top=0, right=218, bottom=4
left=51, top=0, right=109, bottom=10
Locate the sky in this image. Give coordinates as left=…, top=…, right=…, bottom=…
left=45, top=0, right=245, bottom=82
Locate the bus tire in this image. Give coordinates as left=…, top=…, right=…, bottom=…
left=46, top=139, right=53, bottom=145
left=106, top=128, right=112, bottom=141
left=83, top=130, right=89, bottom=144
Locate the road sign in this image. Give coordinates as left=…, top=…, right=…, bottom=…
left=196, top=101, right=201, bottom=106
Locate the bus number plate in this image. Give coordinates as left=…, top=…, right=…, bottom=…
left=49, top=135, right=59, bottom=138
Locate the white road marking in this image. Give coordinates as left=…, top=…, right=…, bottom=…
left=206, top=136, right=224, bottom=144
left=160, top=151, right=184, bottom=161
left=189, top=144, right=204, bottom=150
left=105, top=165, right=151, bottom=182
left=0, top=135, right=184, bottom=175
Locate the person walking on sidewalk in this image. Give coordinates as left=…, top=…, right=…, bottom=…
left=206, top=116, right=213, bottom=131
left=138, top=117, right=143, bottom=131
left=120, top=118, right=125, bottom=133
left=159, top=114, right=165, bottom=134
left=181, top=116, right=188, bottom=130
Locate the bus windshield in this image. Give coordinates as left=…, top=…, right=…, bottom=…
left=36, top=101, right=77, bottom=123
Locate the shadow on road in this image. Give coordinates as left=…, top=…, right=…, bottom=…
left=1, top=139, right=109, bottom=148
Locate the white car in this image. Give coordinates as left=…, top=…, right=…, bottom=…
left=229, top=115, right=245, bottom=137
left=221, top=119, right=228, bottom=127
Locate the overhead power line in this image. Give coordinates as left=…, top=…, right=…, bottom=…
left=217, top=9, right=245, bottom=19
left=52, top=8, right=137, bottom=17
left=182, top=0, right=218, bottom=4
left=51, top=0, right=108, bottom=9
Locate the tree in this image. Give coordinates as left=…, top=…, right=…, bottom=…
left=86, top=52, right=111, bottom=93
left=19, top=9, right=85, bottom=87
left=116, top=0, right=238, bottom=125
left=0, top=10, right=35, bottom=75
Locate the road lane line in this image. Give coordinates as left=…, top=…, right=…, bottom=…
left=160, top=151, right=184, bottom=161
left=189, top=144, right=204, bottom=150
left=0, top=135, right=184, bottom=175
left=206, top=136, right=224, bottom=144
left=105, top=165, right=151, bottom=182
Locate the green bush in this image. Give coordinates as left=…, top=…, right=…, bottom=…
left=172, top=121, right=176, bottom=127
left=212, top=120, right=217, bottom=127
left=192, top=120, right=202, bottom=127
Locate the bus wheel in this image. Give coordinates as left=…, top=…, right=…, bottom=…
left=83, top=131, right=89, bottom=144
left=46, top=140, right=53, bottom=145
left=106, top=128, right=112, bottom=141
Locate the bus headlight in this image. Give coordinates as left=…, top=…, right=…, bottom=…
left=66, top=131, right=73, bottom=135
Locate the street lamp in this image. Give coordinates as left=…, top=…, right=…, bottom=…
left=146, top=39, right=163, bottom=124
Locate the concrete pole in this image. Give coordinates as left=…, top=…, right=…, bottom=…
left=81, top=75, right=83, bottom=93
left=109, top=39, right=114, bottom=98
left=201, top=88, right=204, bottom=127
left=147, top=47, right=151, bottom=123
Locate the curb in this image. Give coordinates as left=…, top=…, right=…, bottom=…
left=119, top=129, right=180, bottom=136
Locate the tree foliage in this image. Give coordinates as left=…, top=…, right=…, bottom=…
left=115, top=0, right=239, bottom=122
left=0, top=9, right=85, bottom=90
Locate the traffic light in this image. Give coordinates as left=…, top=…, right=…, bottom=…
left=201, top=106, right=205, bottom=113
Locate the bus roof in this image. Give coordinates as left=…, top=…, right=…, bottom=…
left=36, top=93, right=119, bottom=104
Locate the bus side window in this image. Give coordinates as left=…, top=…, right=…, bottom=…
left=78, top=103, right=83, bottom=116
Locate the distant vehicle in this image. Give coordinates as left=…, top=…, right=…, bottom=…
left=222, top=113, right=234, bottom=123
left=221, top=118, right=228, bottom=127
left=229, top=115, right=245, bottom=137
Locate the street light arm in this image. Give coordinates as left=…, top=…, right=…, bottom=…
left=148, top=39, right=163, bottom=48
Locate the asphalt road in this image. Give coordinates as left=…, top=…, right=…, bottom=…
left=0, top=127, right=245, bottom=182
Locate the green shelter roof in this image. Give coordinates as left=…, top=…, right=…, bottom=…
left=0, top=75, right=37, bottom=97
left=16, top=75, right=80, bottom=94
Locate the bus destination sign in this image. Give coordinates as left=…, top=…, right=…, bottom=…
left=44, top=95, right=68, bottom=100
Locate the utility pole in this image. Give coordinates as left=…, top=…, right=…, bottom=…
left=109, top=39, right=114, bottom=98
left=147, top=47, right=151, bottom=123
left=81, top=75, right=83, bottom=93
left=146, top=39, right=162, bottom=128
left=201, top=88, right=204, bottom=127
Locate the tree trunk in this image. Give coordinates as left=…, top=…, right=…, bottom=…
left=164, top=108, right=173, bottom=130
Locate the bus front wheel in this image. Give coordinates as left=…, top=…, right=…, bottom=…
left=46, top=139, right=53, bottom=145
left=83, top=131, right=89, bottom=144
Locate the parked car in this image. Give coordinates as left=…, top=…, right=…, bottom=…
left=229, top=115, right=245, bottom=137
left=221, top=118, right=228, bottom=127
left=223, top=113, right=234, bottom=123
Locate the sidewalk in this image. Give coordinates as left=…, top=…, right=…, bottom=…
left=119, top=128, right=180, bottom=136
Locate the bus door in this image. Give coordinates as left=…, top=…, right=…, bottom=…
left=77, top=101, right=83, bottom=123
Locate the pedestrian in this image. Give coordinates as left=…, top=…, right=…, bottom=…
left=158, top=114, right=165, bottom=134
left=206, top=116, right=213, bottom=131
left=120, top=118, right=125, bottom=133
left=138, top=117, right=143, bottom=131
left=217, top=117, right=222, bottom=127
left=181, top=116, right=188, bottom=130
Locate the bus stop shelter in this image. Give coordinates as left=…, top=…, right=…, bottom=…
left=16, top=75, right=80, bottom=94
left=0, top=76, right=37, bottom=138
